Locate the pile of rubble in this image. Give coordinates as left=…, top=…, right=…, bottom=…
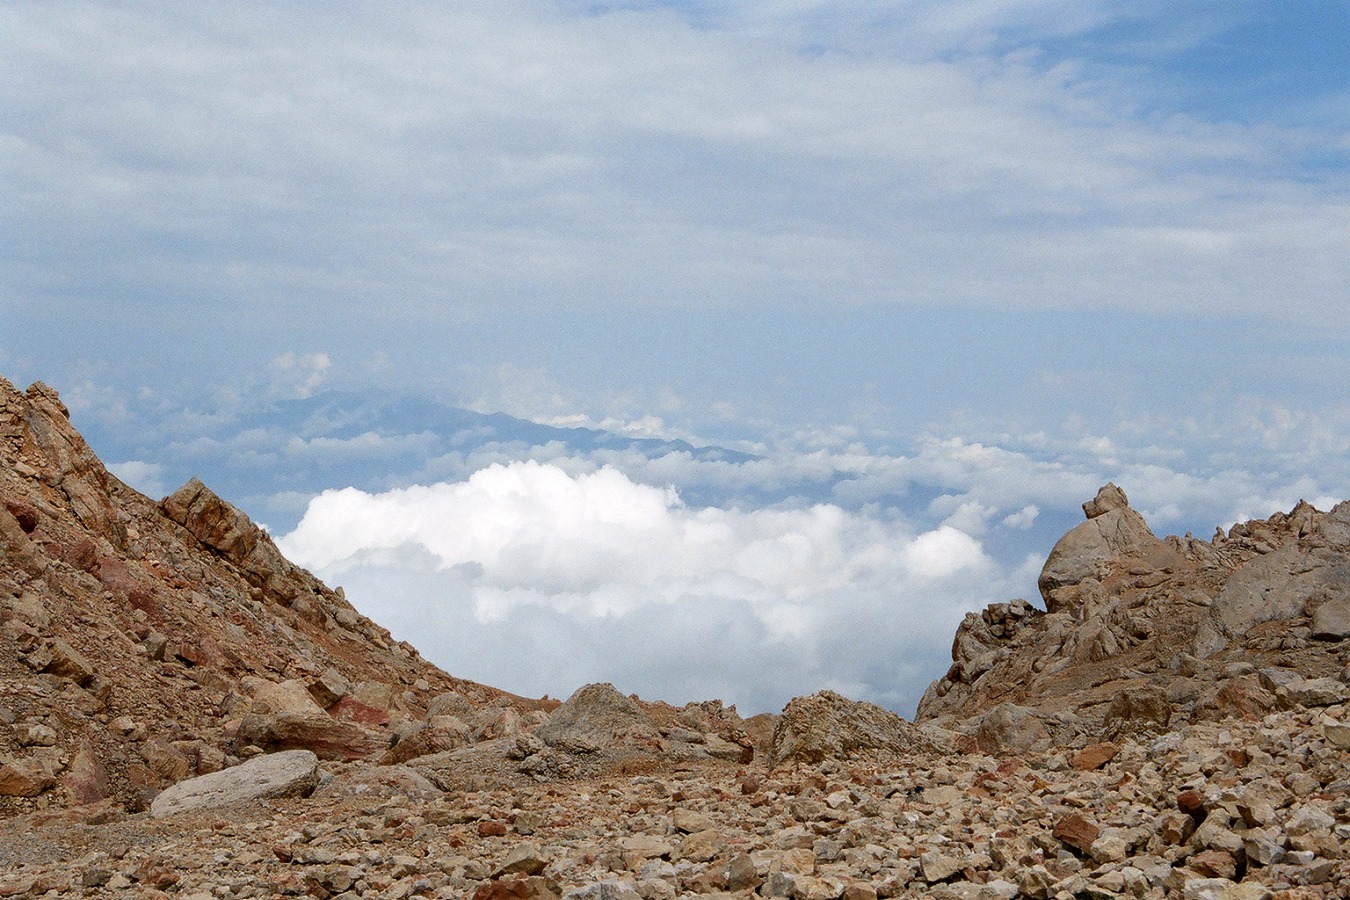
left=2, top=692, right=1348, bottom=898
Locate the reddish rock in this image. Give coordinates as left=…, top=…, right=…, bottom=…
left=1187, top=849, right=1238, bottom=880
left=62, top=740, right=111, bottom=805
left=63, top=539, right=100, bottom=573
left=235, top=711, right=390, bottom=761
left=479, top=820, right=509, bottom=837
left=1176, top=789, right=1208, bottom=823
left=1071, top=741, right=1120, bottom=771
left=1052, top=813, right=1100, bottom=855
left=328, top=696, right=392, bottom=727
left=1, top=498, right=38, bottom=533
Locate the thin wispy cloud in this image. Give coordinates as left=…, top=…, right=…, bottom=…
left=5, top=2, right=1347, bottom=339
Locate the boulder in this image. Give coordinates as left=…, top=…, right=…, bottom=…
left=1311, top=594, right=1350, bottom=640
left=973, top=703, right=1050, bottom=754
left=380, top=717, right=472, bottom=764
left=63, top=740, right=111, bottom=805
left=150, top=749, right=320, bottom=817
left=234, top=711, right=389, bottom=761
left=1038, top=485, right=1168, bottom=615
left=1104, top=684, right=1172, bottom=736
left=535, top=683, right=660, bottom=753
left=0, top=756, right=54, bottom=797
left=769, top=690, right=943, bottom=766
left=25, top=637, right=95, bottom=685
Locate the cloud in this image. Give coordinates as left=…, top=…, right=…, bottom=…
left=1002, top=504, right=1040, bottom=529
left=278, top=460, right=1007, bottom=714
left=5, top=1, right=1347, bottom=346
left=270, top=352, right=331, bottom=400
left=106, top=460, right=168, bottom=498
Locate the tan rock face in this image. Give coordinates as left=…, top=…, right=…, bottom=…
left=0, top=376, right=523, bottom=816
left=918, top=485, right=1350, bottom=744
left=1037, top=490, right=1170, bottom=615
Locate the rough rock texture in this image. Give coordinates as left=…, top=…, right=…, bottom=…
left=2, top=705, right=1348, bottom=898
left=918, top=484, right=1350, bottom=743
left=149, top=749, right=320, bottom=817
left=770, top=691, right=947, bottom=765
left=0, top=376, right=542, bottom=816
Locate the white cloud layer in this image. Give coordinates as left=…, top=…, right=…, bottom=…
left=278, top=461, right=1005, bottom=714
left=5, top=1, right=1348, bottom=337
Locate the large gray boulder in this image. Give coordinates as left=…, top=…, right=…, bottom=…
left=535, top=683, right=660, bottom=753
left=150, top=749, right=320, bottom=817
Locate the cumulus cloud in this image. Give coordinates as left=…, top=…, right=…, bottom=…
left=278, top=461, right=1006, bottom=714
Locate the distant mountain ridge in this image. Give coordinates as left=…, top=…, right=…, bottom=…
left=78, top=390, right=759, bottom=532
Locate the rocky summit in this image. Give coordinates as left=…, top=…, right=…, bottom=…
left=2, top=379, right=1349, bottom=899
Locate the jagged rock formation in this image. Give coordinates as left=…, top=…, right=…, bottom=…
left=917, top=483, right=1350, bottom=749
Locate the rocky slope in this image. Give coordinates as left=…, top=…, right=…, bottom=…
left=0, top=377, right=560, bottom=816
left=3, top=378, right=1350, bottom=899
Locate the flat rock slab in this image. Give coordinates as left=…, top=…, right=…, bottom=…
left=150, top=750, right=320, bottom=817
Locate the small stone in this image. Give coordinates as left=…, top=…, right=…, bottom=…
left=726, top=852, right=758, bottom=892
left=672, top=808, right=715, bottom=834
left=494, top=844, right=549, bottom=878
left=677, top=829, right=723, bottom=862
left=1071, top=741, right=1120, bottom=771
left=1176, top=789, right=1207, bottom=822
left=1187, top=849, right=1237, bottom=880
left=1322, top=718, right=1350, bottom=749
left=1052, top=813, right=1100, bottom=855
left=919, top=850, right=962, bottom=883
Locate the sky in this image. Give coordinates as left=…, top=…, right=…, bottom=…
left=3, top=1, right=1349, bottom=716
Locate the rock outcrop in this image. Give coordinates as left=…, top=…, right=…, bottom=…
left=1037, top=483, right=1180, bottom=615
left=535, top=683, right=663, bottom=754
left=918, top=484, right=1350, bottom=744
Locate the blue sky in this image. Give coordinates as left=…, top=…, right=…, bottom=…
left=3, top=1, right=1349, bottom=714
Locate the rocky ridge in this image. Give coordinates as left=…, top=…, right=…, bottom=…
left=3, top=379, right=1350, bottom=898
